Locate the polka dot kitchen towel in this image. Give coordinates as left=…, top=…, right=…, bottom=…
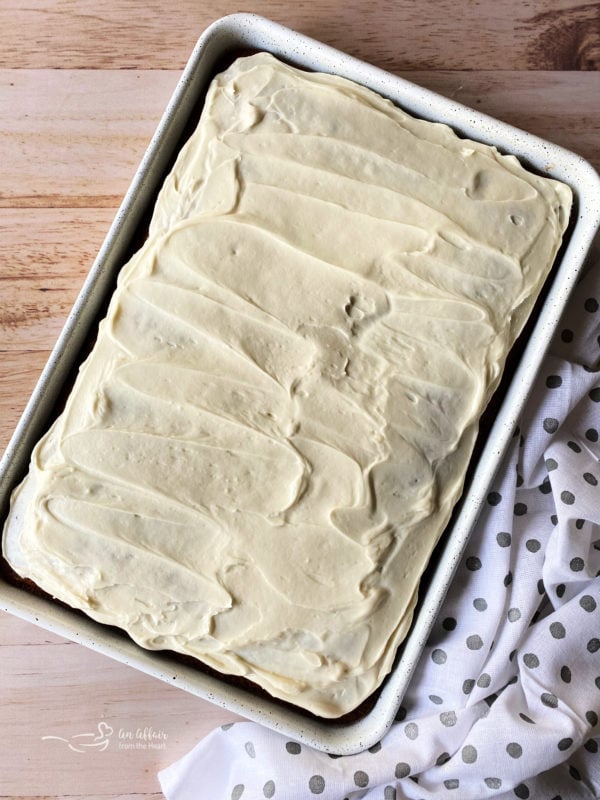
left=159, top=239, right=600, bottom=800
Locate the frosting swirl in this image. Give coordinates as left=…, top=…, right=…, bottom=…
left=3, top=53, right=571, bottom=716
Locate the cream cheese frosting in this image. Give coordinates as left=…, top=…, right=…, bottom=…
left=3, top=53, right=572, bottom=717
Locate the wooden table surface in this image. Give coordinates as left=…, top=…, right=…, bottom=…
left=1, top=1, right=599, bottom=797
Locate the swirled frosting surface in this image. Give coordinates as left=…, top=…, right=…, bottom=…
left=3, top=53, right=571, bottom=716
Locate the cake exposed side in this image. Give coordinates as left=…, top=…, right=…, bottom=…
left=3, top=53, right=572, bottom=717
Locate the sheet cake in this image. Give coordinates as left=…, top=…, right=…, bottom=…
left=2, top=53, right=572, bottom=717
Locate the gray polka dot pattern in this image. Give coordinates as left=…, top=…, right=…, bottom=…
left=394, top=762, right=410, bottom=779
left=484, top=777, right=502, bottom=789
left=466, top=634, right=483, bottom=650
left=440, top=711, right=457, bottom=727
left=586, top=710, right=598, bottom=727
left=461, top=744, right=477, bottom=763
left=404, top=722, right=418, bottom=740
left=507, top=742, right=523, bottom=758
left=550, top=621, right=566, bottom=639
left=308, top=775, right=325, bottom=794
left=558, top=737, right=573, bottom=751
left=353, top=770, right=368, bottom=787
left=541, top=692, right=559, bottom=709
left=580, top=595, right=597, bottom=612
left=163, top=262, right=600, bottom=800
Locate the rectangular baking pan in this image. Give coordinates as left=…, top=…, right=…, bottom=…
left=1, top=13, right=599, bottom=755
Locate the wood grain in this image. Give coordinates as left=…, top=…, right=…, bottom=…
left=1, top=0, right=599, bottom=71
left=0, top=70, right=178, bottom=207
left=0, top=610, right=242, bottom=797
left=1, top=2, right=599, bottom=797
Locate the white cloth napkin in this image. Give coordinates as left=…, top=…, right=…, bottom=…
left=159, top=240, right=600, bottom=800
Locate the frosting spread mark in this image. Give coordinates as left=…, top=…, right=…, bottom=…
left=3, top=53, right=572, bottom=717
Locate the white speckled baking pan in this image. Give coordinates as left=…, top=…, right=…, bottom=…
left=1, top=14, right=599, bottom=755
